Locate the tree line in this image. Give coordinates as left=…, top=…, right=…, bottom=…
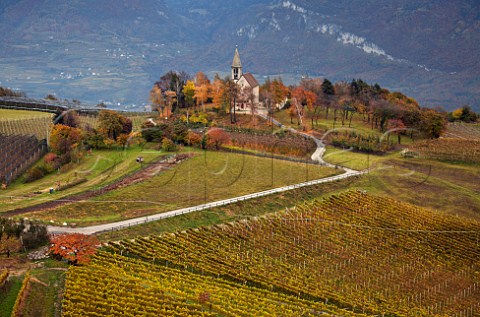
left=149, top=71, right=479, bottom=139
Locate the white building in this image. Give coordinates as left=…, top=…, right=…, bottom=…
left=231, top=47, right=259, bottom=111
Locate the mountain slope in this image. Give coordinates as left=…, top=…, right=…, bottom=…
left=0, top=0, right=478, bottom=111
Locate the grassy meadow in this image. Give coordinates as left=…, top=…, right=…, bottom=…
left=23, top=149, right=340, bottom=226
left=0, top=145, right=167, bottom=213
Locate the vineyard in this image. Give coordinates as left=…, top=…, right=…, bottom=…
left=327, top=131, right=396, bottom=153
left=0, top=269, right=8, bottom=286
left=444, top=122, right=480, bottom=140
left=226, top=130, right=317, bottom=158
left=0, top=134, right=47, bottom=184
left=405, top=138, right=480, bottom=164
left=0, top=111, right=153, bottom=140
left=65, top=192, right=480, bottom=316
left=0, top=116, right=52, bottom=140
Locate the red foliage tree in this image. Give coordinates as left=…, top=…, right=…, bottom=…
left=50, top=233, right=99, bottom=265
left=206, top=128, right=230, bottom=150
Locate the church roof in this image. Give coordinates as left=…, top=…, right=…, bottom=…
left=232, top=47, right=242, bottom=68
left=242, top=73, right=259, bottom=88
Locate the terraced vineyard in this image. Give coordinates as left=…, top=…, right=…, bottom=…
left=0, top=116, right=52, bottom=140
left=444, top=122, right=480, bottom=140
left=0, top=134, right=47, bottom=184
left=65, top=192, right=480, bottom=316
left=406, top=138, right=480, bottom=164
left=64, top=252, right=362, bottom=317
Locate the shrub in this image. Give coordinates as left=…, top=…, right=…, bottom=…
left=161, top=138, right=177, bottom=152
left=44, top=152, right=58, bottom=164
left=24, top=165, right=47, bottom=183
left=185, top=131, right=203, bottom=147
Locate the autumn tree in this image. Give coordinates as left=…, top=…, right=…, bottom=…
left=49, top=124, right=82, bottom=154
left=194, top=72, right=211, bottom=86
left=55, top=110, right=80, bottom=128
left=50, top=233, right=99, bottom=265
left=98, top=110, right=132, bottom=141
left=387, top=118, right=407, bottom=144
left=225, top=80, right=239, bottom=123
left=261, top=77, right=289, bottom=111
left=299, top=78, right=323, bottom=125
left=154, top=70, right=191, bottom=110
left=211, top=75, right=223, bottom=105
left=206, top=128, right=230, bottom=150
left=271, top=78, right=289, bottom=106
left=449, top=105, right=478, bottom=123
left=287, top=97, right=304, bottom=126
left=292, top=87, right=316, bottom=127
left=150, top=85, right=165, bottom=113
left=420, top=108, right=447, bottom=138
left=164, top=90, right=177, bottom=118
left=194, top=73, right=211, bottom=112
left=0, top=86, right=25, bottom=97
left=0, top=218, right=49, bottom=257
left=183, top=80, right=196, bottom=123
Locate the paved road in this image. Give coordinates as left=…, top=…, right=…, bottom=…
left=48, top=114, right=365, bottom=235
left=47, top=168, right=366, bottom=235
left=257, top=113, right=355, bottom=172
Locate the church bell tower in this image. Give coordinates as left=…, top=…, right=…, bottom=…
left=231, top=46, right=242, bottom=82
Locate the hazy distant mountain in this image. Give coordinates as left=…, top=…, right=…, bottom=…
left=0, top=0, right=478, bottom=111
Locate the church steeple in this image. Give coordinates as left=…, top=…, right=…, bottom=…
left=231, top=46, right=242, bottom=81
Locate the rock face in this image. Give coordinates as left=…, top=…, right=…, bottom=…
left=27, top=246, right=50, bottom=260
left=0, top=0, right=478, bottom=111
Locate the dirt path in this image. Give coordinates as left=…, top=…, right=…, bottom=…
left=30, top=277, right=48, bottom=287
left=3, top=153, right=193, bottom=217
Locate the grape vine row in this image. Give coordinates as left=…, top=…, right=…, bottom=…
left=65, top=192, right=480, bottom=316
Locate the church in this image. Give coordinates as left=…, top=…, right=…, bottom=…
left=231, top=47, right=259, bottom=111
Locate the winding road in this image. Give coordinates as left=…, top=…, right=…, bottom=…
left=47, top=114, right=366, bottom=235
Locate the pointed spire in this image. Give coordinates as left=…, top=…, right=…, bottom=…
left=232, top=46, right=242, bottom=68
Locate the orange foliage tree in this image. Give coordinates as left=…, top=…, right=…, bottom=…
left=50, top=233, right=99, bottom=265
left=211, top=76, right=224, bottom=107
left=49, top=124, right=82, bottom=154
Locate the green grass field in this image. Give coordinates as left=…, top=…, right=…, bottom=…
left=322, top=145, right=393, bottom=170
left=0, top=109, right=52, bottom=120
left=0, top=145, right=167, bottom=213
left=272, top=109, right=415, bottom=145
left=98, top=174, right=353, bottom=241
left=99, top=154, right=480, bottom=241
left=24, top=150, right=340, bottom=226
left=0, top=275, right=23, bottom=317
left=272, top=108, right=379, bottom=133
left=20, top=261, right=67, bottom=317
